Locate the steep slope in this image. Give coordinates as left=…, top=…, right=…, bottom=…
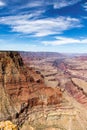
left=0, top=52, right=62, bottom=126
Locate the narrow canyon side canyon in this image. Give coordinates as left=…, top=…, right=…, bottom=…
left=0, top=51, right=87, bottom=130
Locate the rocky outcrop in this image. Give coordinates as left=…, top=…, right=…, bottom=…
left=64, top=78, right=87, bottom=108
left=0, top=52, right=62, bottom=125
left=0, top=120, right=18, bottom=130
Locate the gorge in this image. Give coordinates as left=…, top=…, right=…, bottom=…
left=0, top=51, right=87, bottom=130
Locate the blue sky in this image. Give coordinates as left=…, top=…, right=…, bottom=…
left=0, top=0, right=87, bottom=53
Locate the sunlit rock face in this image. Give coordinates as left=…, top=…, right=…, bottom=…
left=0, top=120, right=18, bottom=130
left=1, top=51, right=87, bottom=130
left=0, top=52, right=62, bottom=128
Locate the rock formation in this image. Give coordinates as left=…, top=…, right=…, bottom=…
left=1, top=51, right=87, bottom=130
left=0, top=120, right=18, bottom=130
left=20, top=51, right=87, bottom=130
left=0, top=51, right=62, bottom=127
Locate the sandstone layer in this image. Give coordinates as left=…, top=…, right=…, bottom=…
left=1, top=51, right=87, bottom=130
left=20, top=52, right=87, bottom=130
left=0, top=52, right=62, bottom=128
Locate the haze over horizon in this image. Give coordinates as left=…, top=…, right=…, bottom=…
left=0, top=0, right=87, bottom=53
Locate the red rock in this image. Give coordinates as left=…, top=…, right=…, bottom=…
left=0, top=52, right=62, bottom=121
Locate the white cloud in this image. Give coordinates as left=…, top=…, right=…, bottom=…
left=53, top=1, right=68, bottom=9
left=82, top=2, right=87, bottom=11
left=27, top=0, right=81, bottom=9
left=45, top=0, right=81, bottom=9
left=21, top=1, right=43, bottom=8
left=42, top=36, right=87, bottom=45
left=7, top=0, right=82, bottom=12
left=0, top=14, right=82, bottom=37
left=0, top=1, right=5, bottom=6
left=14, top=1, right=43, bottom=12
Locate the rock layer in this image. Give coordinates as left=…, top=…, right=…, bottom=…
left=20, top=52, right=87, bottom=130
left=0, top=52, right=62, bottom=124
left=1, top=52, right=87, bottom=130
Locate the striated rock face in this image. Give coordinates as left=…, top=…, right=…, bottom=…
left=20, top=52, right=87, bottom=108
left=65, top=78, right=87, bottom=108
left=0, top=52, right=62, bottom=124
left=1, top=51, right=87, bottom=130
left=20, top=52, right=87, bottom=130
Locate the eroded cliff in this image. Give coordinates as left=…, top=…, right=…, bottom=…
left=0, top=52, right=62, bottom=127
left=20, top=51, right=87, bottom=130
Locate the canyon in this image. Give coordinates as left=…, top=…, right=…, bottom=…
left=0, top=51, right=87, bottom=130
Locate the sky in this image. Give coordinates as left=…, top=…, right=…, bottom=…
left=0, top=0, right=87, bottom=53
